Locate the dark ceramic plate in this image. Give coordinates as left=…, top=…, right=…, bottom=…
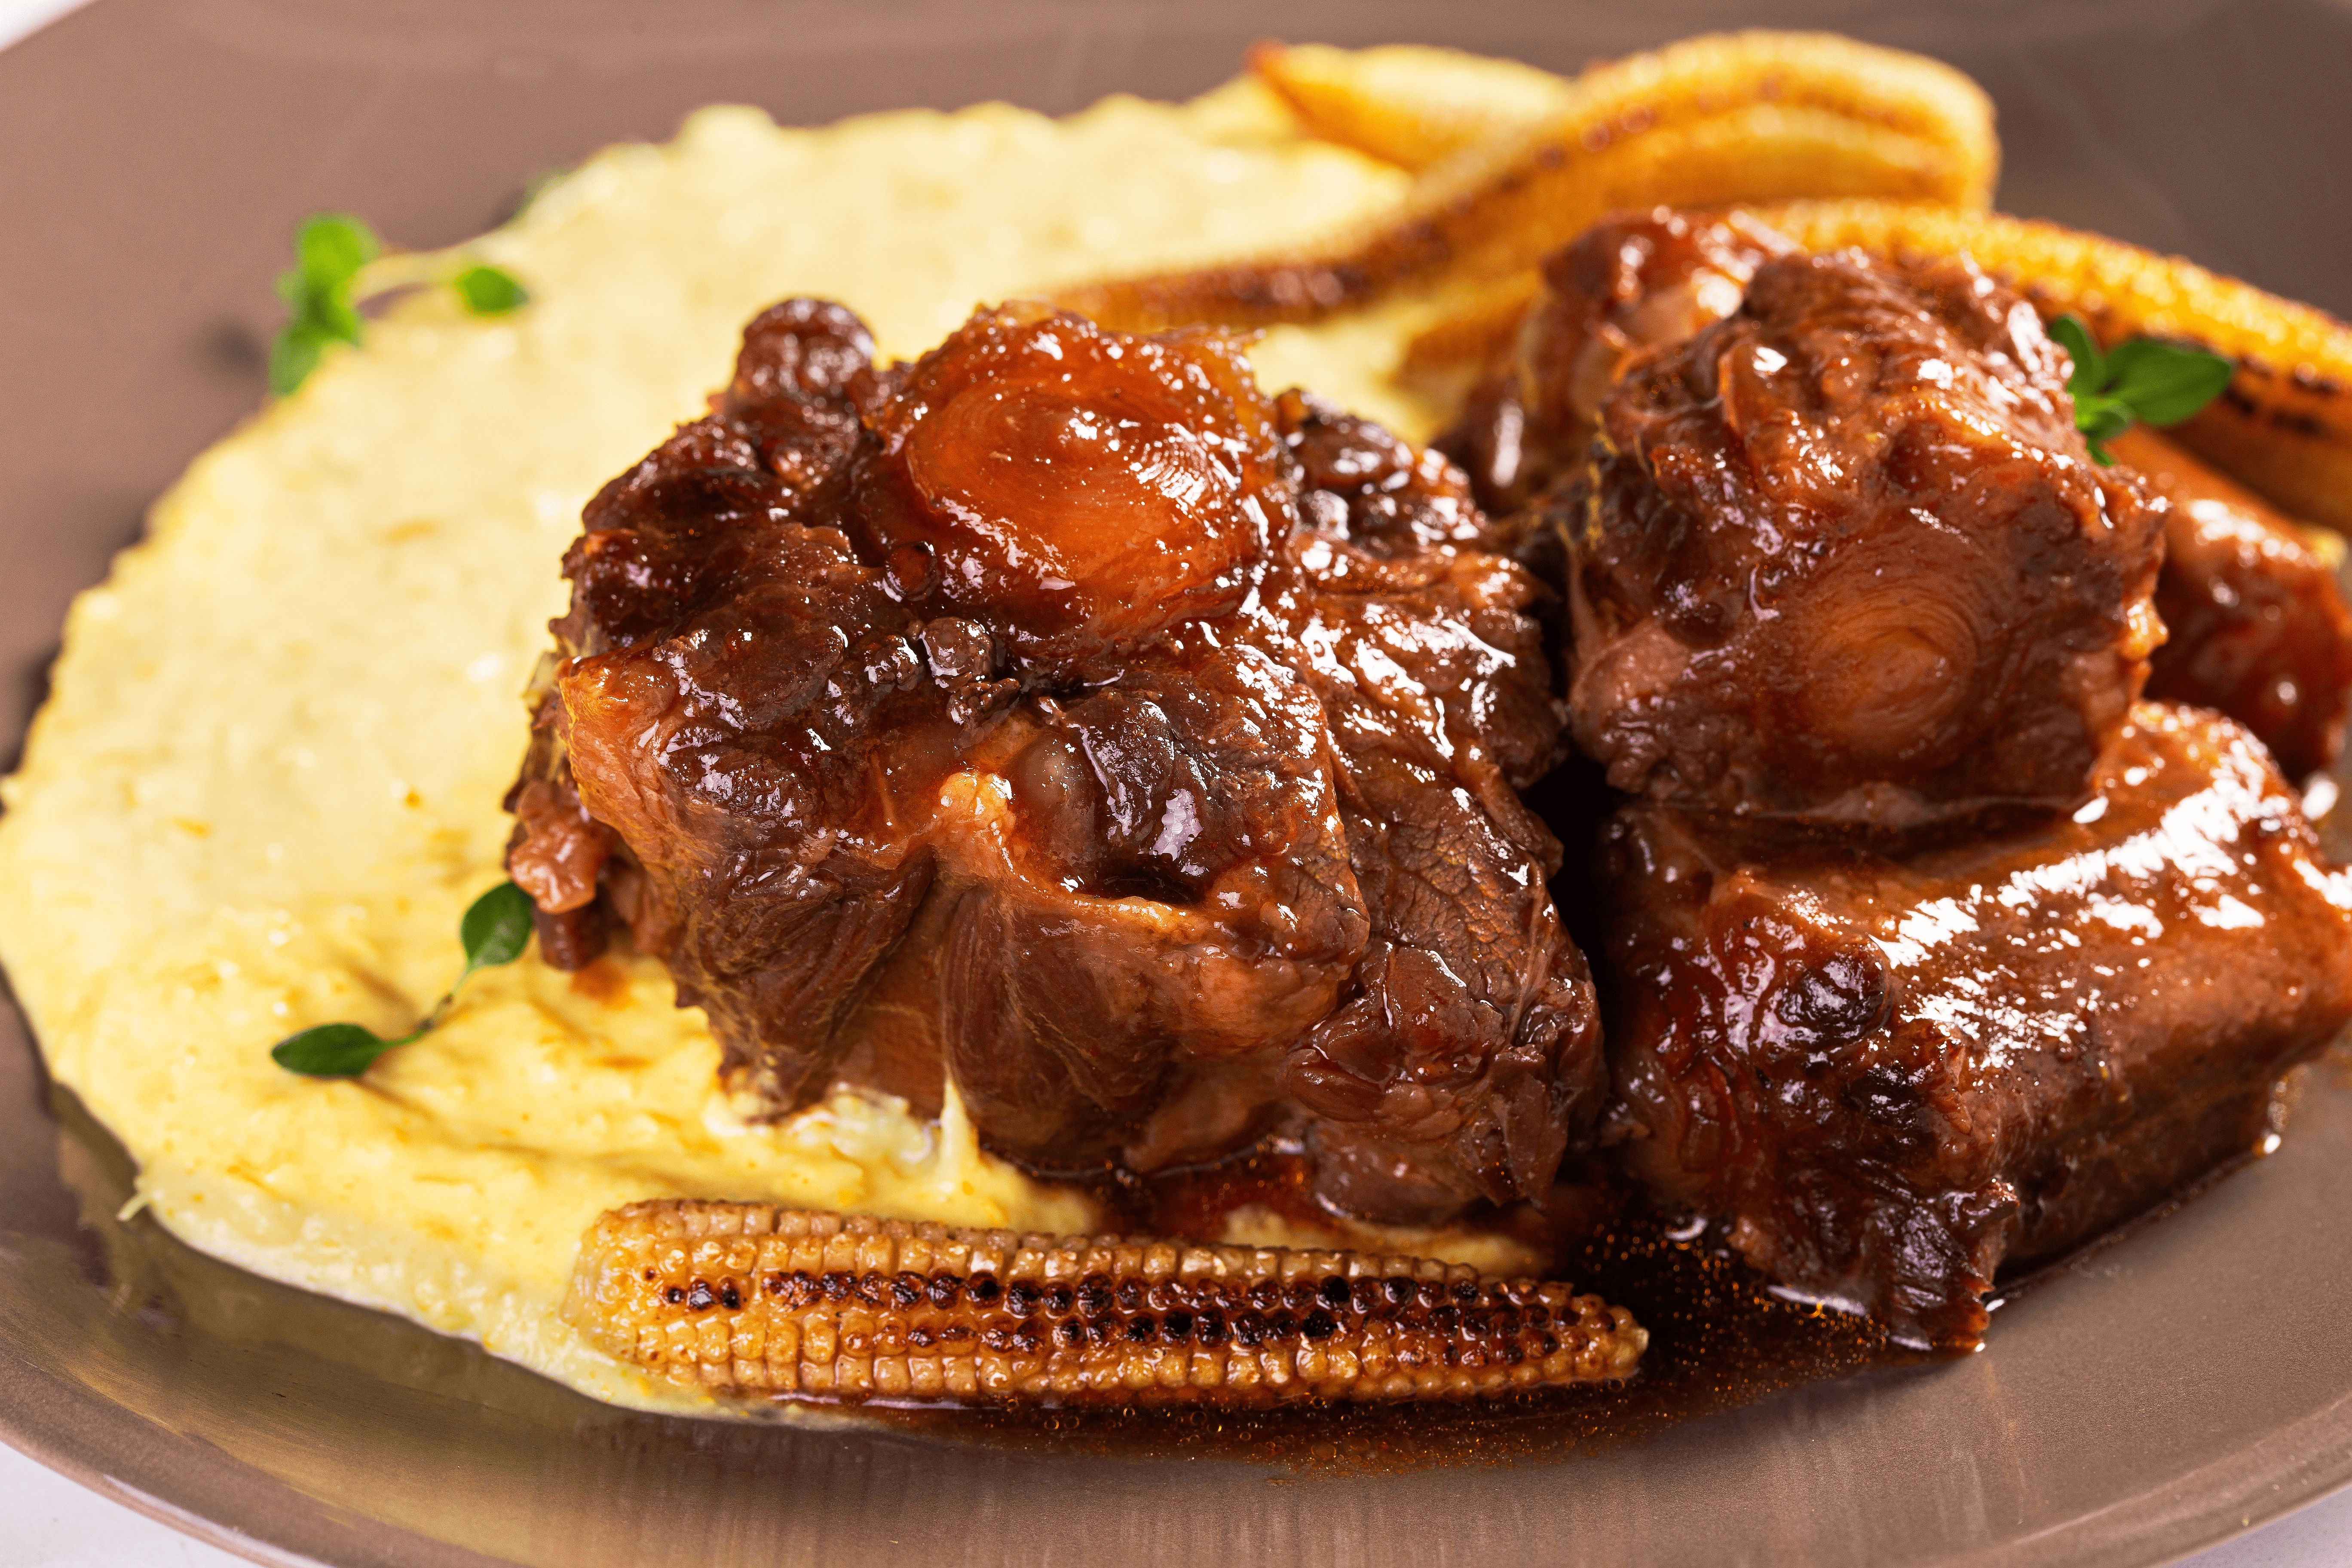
left=6, top=1, right=2352, bottom=1564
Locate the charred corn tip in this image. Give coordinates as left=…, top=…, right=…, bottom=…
left=1249, top=41, right=1580, bottom=172
left=1503, top=30, right=1996, bottom=194
left=1744, top=198, right=2352, bottom=533
left=565, top=1201, right=1646, bottom=1406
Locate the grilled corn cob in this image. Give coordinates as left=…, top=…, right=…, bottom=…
left=1060, top=31, right=1995, bottom=334
left=567, top=1201, right=1645, bottom=1405
left=1250, top=41, right=1577, bottom=172
left=1744, top=199, right=2352, bottom=534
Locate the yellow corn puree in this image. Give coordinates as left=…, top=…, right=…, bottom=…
left=0, top=78, right=1531, bottom=1416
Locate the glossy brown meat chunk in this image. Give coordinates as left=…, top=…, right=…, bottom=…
left=508, top=298, right=1601, bottom=1223
left=1439, top=209, right=1794, bottom=517
left=2114, top=425, right=2352, bottom=778
left=1447, top=208, right=2352, bottom=789
left=1600, top=702, right=2352, bottom=1348
left=1566, top=246, right=2167, bottom=828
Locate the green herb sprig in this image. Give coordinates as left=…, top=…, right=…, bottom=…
left=270, top=214, right=377, bottom=398
left=268, top=214, right=531, bottom=397
left=2047, top=315, right=2233, bottom=465
left=271, top=881, right=536, bottom=1078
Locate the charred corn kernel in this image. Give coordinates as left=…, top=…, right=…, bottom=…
left=1060, top=31, right=1994, bottom=333
left=1250, top=41, right=1578, bottom=172
left=1746, top=198, right=2352, bottom=533
left=565, top=1201, right=1645, bottom=1407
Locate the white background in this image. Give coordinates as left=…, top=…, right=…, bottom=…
left=0, top=0, right=2347, bottom=1562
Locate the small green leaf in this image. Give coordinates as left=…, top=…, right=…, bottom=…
left=459, top=880, right=536, bottom=973
left=454, top=263, right=529, bottom=315
left=272, top=1021, right=414, bottom=1078
left=2076, top=398, right=2132, bottom=438
left=2077, top=400, right=2132, bottom=465
left=296, top=213, right=379, bottom=291
left=269, top=214, right=380, bottom=397
left=2048, top=314, right=2105, bottom=396
left=268, top=323, right=328, bottom=397
left=2103, top=338, right=2235, bottom=426
left=314, top=290, right=365, bottom=344
left=273, top=882, right=537, bottom=1078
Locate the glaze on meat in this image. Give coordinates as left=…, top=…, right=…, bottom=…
left=1440, top=209, right=1792, bottom=517
left=1493, top=212, right=2352, bottom=1351
left=508, top=299, right=1602, bottom=1223
left=1600, top=702, right=2352, bottom=1349
left=2115, top=425, right=2352, bottom=778
left=512, top=216, right=2352, bottom=1361
left=1442, top=207, right=2352, bottom=784
left=1566, top=246, right=2167, bottom=828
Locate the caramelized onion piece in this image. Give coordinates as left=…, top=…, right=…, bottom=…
left=856, top=306, right=1274, bottom=674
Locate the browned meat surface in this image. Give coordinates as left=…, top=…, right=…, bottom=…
left=1599, top=701, right=2352, bottom=1349
left=2114, top=425, right=2352, bottom=778
left=1444, top=208, right=2352, bottom=791
left=1439, top=209, right=1795, bottom=517
left=509, top=298, right=1601, bottom=1223
left=1564, top=246, right=2166, bottom=829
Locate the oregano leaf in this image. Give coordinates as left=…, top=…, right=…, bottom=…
left=268, top=215, right=536, bottom=395
left=460, top=880, right=536, bottom=973
left=2103, top=338, right=2235, bottom=426
left=2048, top=314, right=2104, bottom=397
left=2049, top=313, right=2232, bottom=458
left=272, top=880, right=536, bottom=1078
left=267, top=324, right=328, bottom=398
left=454, top=263, right=530, bottom=315
left=295, top=213, right=379, bottom=291
left=272, top=1021, right=414, bottom=1078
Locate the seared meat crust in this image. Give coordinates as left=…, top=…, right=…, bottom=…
left=1569, top=247, right=2166, bottom=828
left=2116, top=425, right=2352, bottom=779
left=1440, top=208, right=1795, bottom=518
left=1444, top=208, right=2352, bottom=784
left=510, top=299, right=1601, bottom=1221
left=1600, top=702, right=2352, bottom=1349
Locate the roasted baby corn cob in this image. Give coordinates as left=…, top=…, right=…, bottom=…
left=567, top=1201, right=1646, bottom=1405
left=1743, top=199, right=2352, bottom=534
left=1249, top=41, right=1577, bottom=172
left=1060, top=31, right=1995, bottom=333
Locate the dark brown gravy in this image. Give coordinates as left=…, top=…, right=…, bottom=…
left=857, top=1131, right=2293, bottom=1473
left=854, top=1151, right=1923, bottom=1472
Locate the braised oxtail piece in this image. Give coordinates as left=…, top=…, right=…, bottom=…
left=567, top=1202, right=1645, bottom=1405
left=507, top=297, right=1602, bottom=1224
left=2114, top=426, right=2352, bottom=778
left=1600, top=702, right=2352, bottom=1350
left=1565, top=243, right=2166, bottom=829
left=1747, top=198, right=2352, bottom=536
left=1456, top=206, right=2352, bottom=784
